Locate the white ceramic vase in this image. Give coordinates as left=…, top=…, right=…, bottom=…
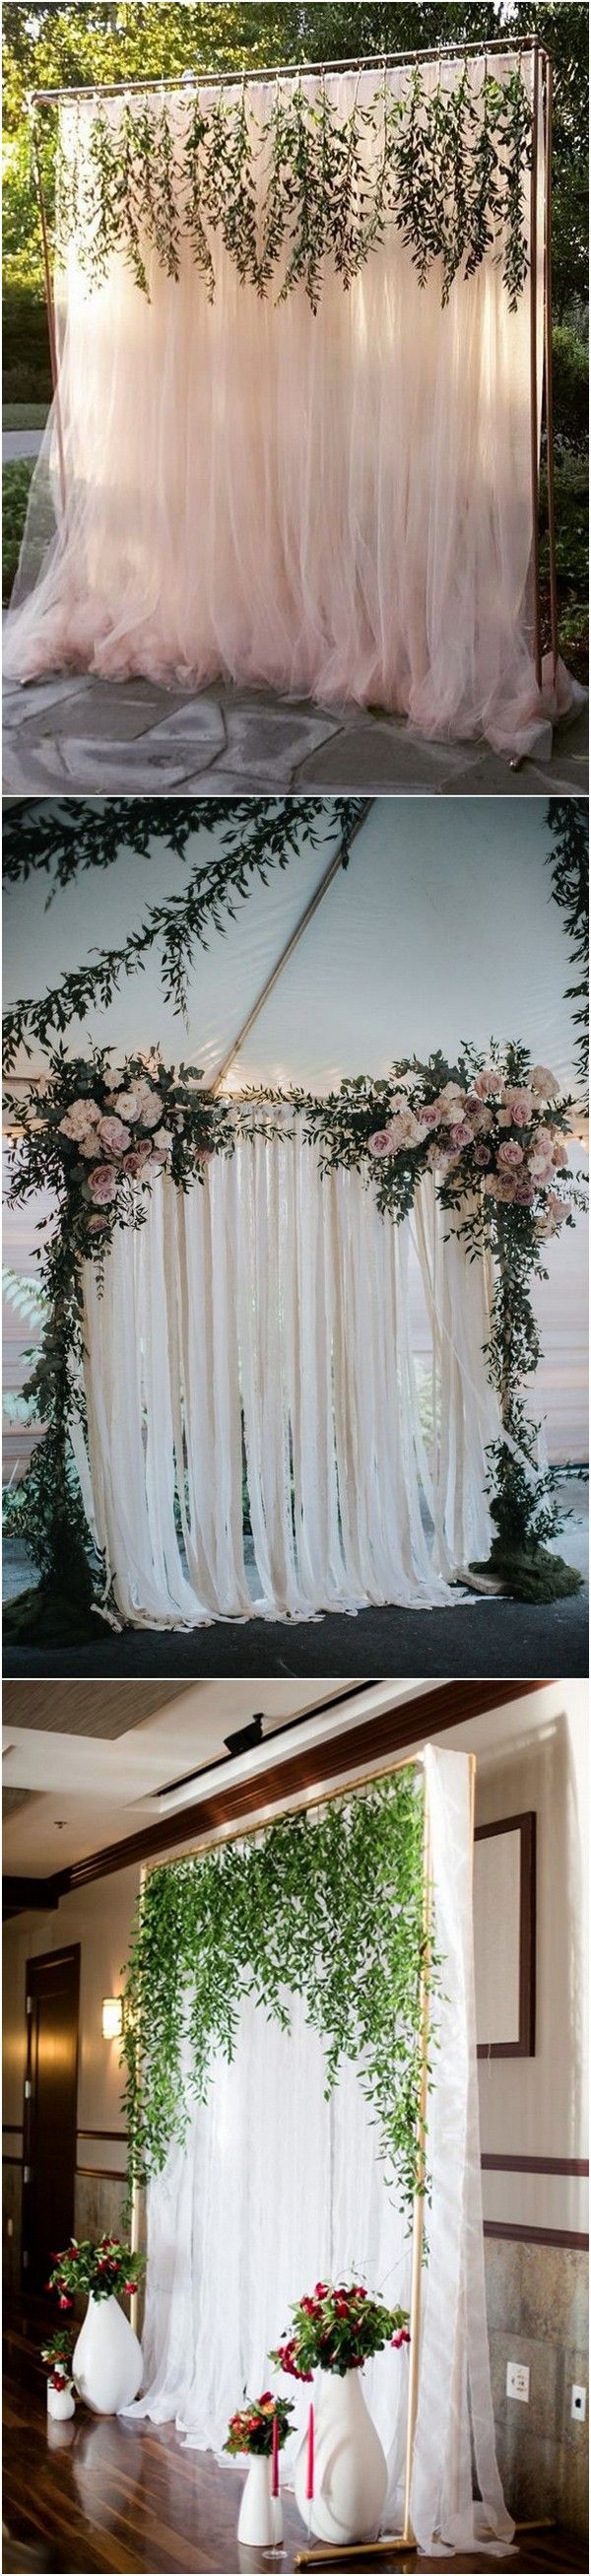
left=294, top=2370, right=388, bottom=2545
left=237, top=2456, right=283, bottom=2548
left=72, top=2293, right=143, bottom=2415
left=46, top=2381, right=75, bottom=2421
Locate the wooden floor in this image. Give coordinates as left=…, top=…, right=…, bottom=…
left=3, top=2311, right=588, bottom=2576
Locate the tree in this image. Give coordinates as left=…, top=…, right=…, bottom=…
left=547, top=798, right=589, bottom=1084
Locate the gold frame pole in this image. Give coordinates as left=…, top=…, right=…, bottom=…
left=543, top=55, right=559, bottom=681
left=32, top=121, right=67, bottom=516
left=128, top=1863, right=146, bottom=2339
left=529, top=41, right=543, bottom=692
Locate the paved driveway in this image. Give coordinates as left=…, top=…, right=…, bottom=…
left=3, top=667, right=588, bottom=794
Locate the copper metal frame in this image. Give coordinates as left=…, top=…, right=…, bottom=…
left=129, top=1743, right=478, bottom=2564
left=30, top=40, right=558, bottom=705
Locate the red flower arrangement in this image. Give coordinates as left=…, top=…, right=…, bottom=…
left=270, top=2280, right=410, bottom=2380
left=224, top=2392, right=295, bottom=2457
left=46, top=2235, right=145, bottom=2308
left=40, top=2328, right=75, bottom=2391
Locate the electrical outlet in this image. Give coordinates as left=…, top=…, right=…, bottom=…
left=571, top=2384, right=587, bottom=2422
left=506, top=2361, right=530, bottom=2403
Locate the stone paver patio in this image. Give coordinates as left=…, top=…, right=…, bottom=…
left=3, top=667, right=588, bottom=796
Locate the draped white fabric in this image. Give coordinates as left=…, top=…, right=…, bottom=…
left=127, top=1746, right=513, bottom=2556
left=80, top=1131, right=498, bottom=1627
left=5, top=56, right=580, bottom=757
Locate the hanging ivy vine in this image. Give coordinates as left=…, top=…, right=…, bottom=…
left=49, top=56, right=532, bottom=315
left=121, top=1764, right=432, bottom=2227
left=2, top=797, right=365, bottom=1066
left=4, top=1039, right=586, bottom=1637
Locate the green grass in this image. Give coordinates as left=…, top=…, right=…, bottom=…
left=3, top=401, right=49, bottom=429
left=3, top=456, right=33, bottom=602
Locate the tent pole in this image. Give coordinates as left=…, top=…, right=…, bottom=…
left=32, top=125, right=67, bottom=516
left=529, top=43, right=543, bottom=692
left=211, top=799, right=373, bottom=1091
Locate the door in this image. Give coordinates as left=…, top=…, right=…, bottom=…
left=23, top=1944, right=80, bottom=2295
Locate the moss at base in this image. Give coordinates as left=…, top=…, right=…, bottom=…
left=3, top=1583, right=100, bottom=1648
left=471, top=1544, right=584, bottom=1604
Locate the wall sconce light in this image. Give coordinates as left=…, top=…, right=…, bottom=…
left=101, top=1997, right=123, bottom=2041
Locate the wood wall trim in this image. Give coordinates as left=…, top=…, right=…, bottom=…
left=482, top=2155, right=589, bottom=2177
left=2, top=1680, right=548, bottom=1903
left=476, top=1811, right=536, bottom=2060
left=76, top=2164, right=126, bottom=2183
left=77, top=2129, right=127, bottom=2143
left=484, top=2220, right=589, bottom=2251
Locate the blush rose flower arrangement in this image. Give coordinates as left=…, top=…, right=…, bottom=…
left=270, top=2281, right=410, bottom=2380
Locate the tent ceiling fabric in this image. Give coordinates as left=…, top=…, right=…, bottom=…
left=2, top=800, right=581, bottom=1092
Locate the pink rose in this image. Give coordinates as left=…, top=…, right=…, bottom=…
left=138, top=1093, right=163, bottom=1129
left=514, top=1181, right=535, bottom=1205
left=474, top=1144, right=492, bottom=1166
left=124, top=1149, right=153, bottom=1179
left=416, top=1103, right=439, bottom=1128
left=547, top=1191, right=569, bottom=1221
left=368, top=1129, right=394, bottom=1159
left=98, top=1116, right=131, bottom=1155
left=531, top=1064, right=559, bottom=1098
left=504, top=1087, right=535, bottom=1123
left=78, top=1135, right=101, bottom=1159
left=497, top=1139, right=524, bottom=1169
left=449, top=1122, right=472, bottom=1148
left=492, top=1174, right=519, bottom=1201
left=551, top=1139, right=568, bottom=1168
left=474, top=1068, right=498, bottom=1098
left=88, top=1165, right=118, bottom=1204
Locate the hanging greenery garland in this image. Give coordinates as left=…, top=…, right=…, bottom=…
left=4, top=1040, right=585, bottom=1638
left=547, top=800, right=589, bottom=1087
left=50, top=56, right=532, bottom=315
left=121, top=1763, right=431, bottom=2226
left=2, top=797, right=365, bottom=1064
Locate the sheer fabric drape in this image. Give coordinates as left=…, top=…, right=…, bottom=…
left=127, top=1746, right=513, bottom=2556
left=80, top=1131, right=498, bottom=1627
left=5, top=57, right=580, bottom=757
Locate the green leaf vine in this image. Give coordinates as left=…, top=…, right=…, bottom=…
left=50, top=58, right=532, bottom=314
left=120, top=1764, right=432, bottom=2229
left=2, top=796, right=365, bottom=1066
left=547, top=799, right=589, bottom=1087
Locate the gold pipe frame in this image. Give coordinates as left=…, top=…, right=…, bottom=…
left=129, top=1744, right=478, bottom=2565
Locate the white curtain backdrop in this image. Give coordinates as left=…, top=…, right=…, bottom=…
left=5, top=55, right=580, bottom=757
left=80, top=1129, right=498, bottom=1627
left=127, top=1745, right=514, bottom=2556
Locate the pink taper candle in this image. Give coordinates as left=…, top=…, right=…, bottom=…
left=271, top=2408, right=280, bottom=2499
left=305, top=2402, right=314, bottom=2500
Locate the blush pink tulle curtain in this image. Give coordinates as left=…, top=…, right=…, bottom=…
left=5, top=54, right=580, bottom=754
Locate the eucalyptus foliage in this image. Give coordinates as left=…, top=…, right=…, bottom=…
left=50, top=57, right=532, bottom=312
left=547, top=799, right=589, bottom=1087
left=121, top=1766, right=431, bottom=2226
left=2, top=797, right=364, bottom=1065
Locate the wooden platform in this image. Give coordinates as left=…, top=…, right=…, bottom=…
left=3, top=2308, right=588, bottom=2576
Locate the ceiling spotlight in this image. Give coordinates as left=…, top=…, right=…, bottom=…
left=224, top=1712, right=265, bottom=1759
